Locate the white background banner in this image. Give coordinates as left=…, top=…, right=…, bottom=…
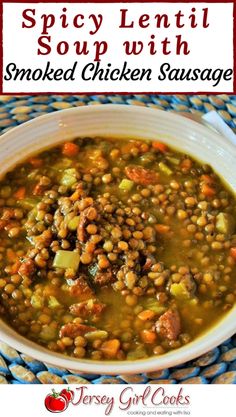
left=2, top=2, right=234, bottom=93
left=0, top=384, right=235, bottom=416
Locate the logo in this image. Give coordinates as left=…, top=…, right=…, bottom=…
left=44, top=386, right=191, bottom=415
left=45, top=388, right=74, bottom=413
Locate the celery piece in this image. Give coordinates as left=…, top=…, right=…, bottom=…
left=127, top=347, right=148, bottom=360
left=159, top=162, right=173, bottom=176
left=48, top=296, right=61, bottom=309
left=147, top=305, right=166, bottom=314
left=18, top=198, right=39, bottom=210
left=170, top=283, right=190, bottom=299
left=53, top=158, right=73, bottom=169
left=85, top=330, right=108, bottom=341
left=216, top=212, right=235, bottom=235
left=31, top=294, right=44, bottom=309
left=36, top=210, right=46, bottom=222
left=53, top=250, right=80, bottom=270
left=39, top=325, right=57, bottom=341
left=60, top=168, right=77, bottom=187
left=27, top=171, right=39, bottom=181
left=144, top=298, right=166, bottom=314
left=27, top=207, right=38, bottom=220
left=68, top=216, right=80, bottom=231
left=167, top=156, right=180, bottom=165
left=119, top=179, right=134, bottom=191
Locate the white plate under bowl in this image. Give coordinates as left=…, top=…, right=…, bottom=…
left=0, top=104, right=235, bottom=375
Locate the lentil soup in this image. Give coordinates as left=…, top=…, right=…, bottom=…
left=0, top=137, right=235, bottom=361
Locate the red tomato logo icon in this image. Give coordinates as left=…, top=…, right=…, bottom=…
left=44, top=389, right=69, bottom=413
left=60, top=388, right=75, bottom=404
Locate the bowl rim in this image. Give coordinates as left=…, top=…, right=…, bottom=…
left=0, top=103, right=235, bottom=374
left=1, top=103, right=236, bottom=151
left=0, top=104, right=236, bottom=168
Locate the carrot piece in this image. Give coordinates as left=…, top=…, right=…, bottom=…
left=138, top=310, right=155, bottom=321
left=11, top=260, right=21, bottom=274
left=29, top=158, right=43, bottom=168
left=62, top=142, right=79, bottom=157
left=6, top=248, right=17, bottom=262
left=140, top=330, right=157, bottom=344
left=14, top=187, right=26, bottom=200
left=230, top=247, right=236, bottom=261
left=85, top=242, right=96, bottom=254
left=200, top=174, right=214, bottom=185
left=155, top=224, right=170, bottom=234
left=100, top=339, right=121, bottom=359
left=201, top=183, right=216, bottom=197
left=70, top=190, right=82, bottom=202
left=152, top=141, right=168, bottom=152
left=180, top=158, right=192, bottom=170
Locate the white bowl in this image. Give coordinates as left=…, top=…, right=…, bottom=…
left=0, top=104, right=235, bottom=375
